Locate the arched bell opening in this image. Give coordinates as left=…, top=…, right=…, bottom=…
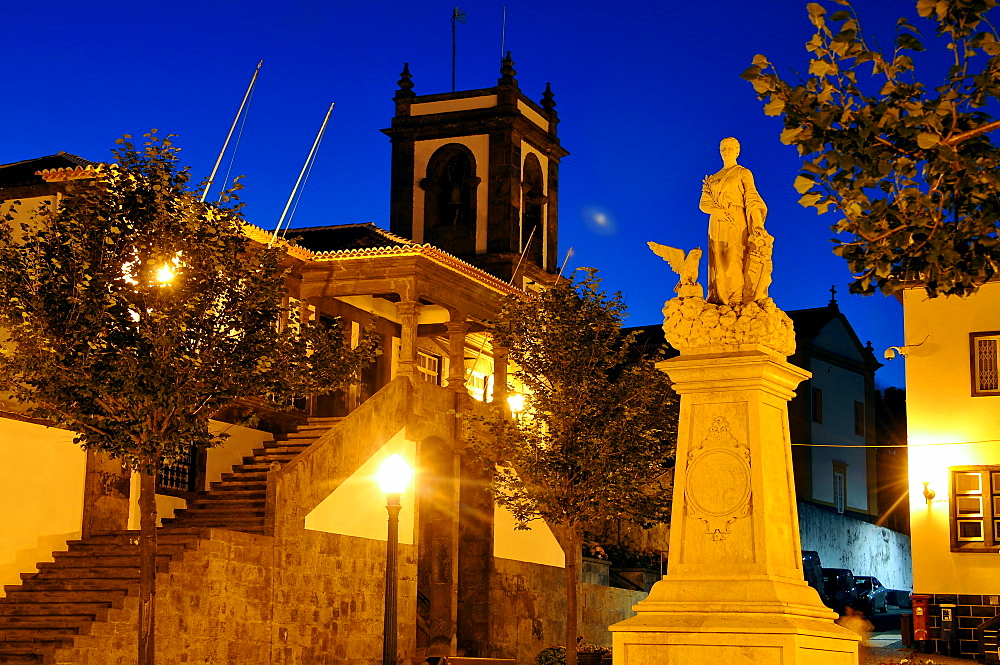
left=521, top=153, right=546, bottom=268
left=421, top=144, right=480, bottom=257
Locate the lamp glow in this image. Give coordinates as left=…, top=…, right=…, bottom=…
left=507, top=393, right=525, bottom=414
left=154, top=263, right=176, bottom=284
left=376, top=454, right=412, bottom=495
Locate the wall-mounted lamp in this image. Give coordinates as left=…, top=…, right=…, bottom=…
left=884, top=346, right=909, bottom=360
left=884, top=335, right=931, bottom=360
left=922, top=481, right=936, bottom=505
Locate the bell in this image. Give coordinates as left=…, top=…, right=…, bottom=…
left=447, top=185, right=463, bottom=207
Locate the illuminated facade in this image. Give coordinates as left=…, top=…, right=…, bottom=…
left=903, top=279, right=1000, bottom=659
left=0, top=61, right=645, bottom=664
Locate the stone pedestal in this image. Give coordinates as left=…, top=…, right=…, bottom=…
left=610, top=348, right=859, bottom=664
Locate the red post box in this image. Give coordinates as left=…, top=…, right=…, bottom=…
left=912, top=594, right=932, bottom=642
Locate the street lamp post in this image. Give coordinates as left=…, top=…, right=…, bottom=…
left=376, top=454, right=413, bottom=665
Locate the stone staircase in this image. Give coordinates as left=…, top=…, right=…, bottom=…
left=160, top=417, right=340, bottom=534
left=0, top=417, right=341, bottom=664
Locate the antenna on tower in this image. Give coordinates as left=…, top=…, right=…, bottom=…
left=202, top=60, right=263, bottom=203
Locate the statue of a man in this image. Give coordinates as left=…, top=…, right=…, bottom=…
left=699, top=137, right=772, bottom=305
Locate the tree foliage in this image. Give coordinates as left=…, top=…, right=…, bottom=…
left=482, top=269, right=678, bottom=532
left=743, top=0, right=1000, bottom=297
left=471, top=269, right=677, bottom=665
left=0, top=131, right=377, bottom=470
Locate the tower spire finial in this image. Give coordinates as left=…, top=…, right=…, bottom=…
left=829, top=284, right=838, bottom=307
left=500, top=51, right=516, bottom=81
left=396, top=63, right=414, bottom=97
left=542, top=82, right=556, bottom=112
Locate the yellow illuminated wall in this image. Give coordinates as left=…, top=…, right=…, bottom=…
left=903, top=281, right=1000, bottom=594
left=0, top=418, right=86, bottom=595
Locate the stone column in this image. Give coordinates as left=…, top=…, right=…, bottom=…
left=396, top=300, right=420, bottom=380
left=82, top=451, right=131, bottom=538
left=445, top=319, right=469, bottom=393
left=491, top=345, right=508, bottom=408
left=610, top=349, right=861, bottom=664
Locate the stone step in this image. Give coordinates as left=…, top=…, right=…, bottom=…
left=194, top=487, right=266, bottom=499
left=44, top=554, right=174, bottom=568
left=54, top=543, right=189, bottom=558
left=1, top=590, right=126, bottom=606
left=16, top=579, right=136, bottom=593
left=0, top=637, right=72, bottom=650
left=219, top=470, right=267, bottom=482
left=0, top=622, right=83, bottom=636
left=167, top=506, right=264, bottom=524
left=185, top=498, right=266, bottom=510
left=251, top=445, right=310, bottom=457
left=28, top=564, right=169, bottom=580
left=0, top=647, right=47, bottom=662
left=231, top=462, right=283, bottom=473
left=208, top=480, right=267, bottom=492
left=69, top=532, right=201, bottom=546
left=242, top=452, right=297, bottom=465
left=0, top=603, right=112, bottom=618
left=283, top=432, right=323, bottom=441
left=160, top=517, right=263, bottom=529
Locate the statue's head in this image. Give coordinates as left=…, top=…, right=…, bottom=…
left=720, top=137, right=740, bottom=162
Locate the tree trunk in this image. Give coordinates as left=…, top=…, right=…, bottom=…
left=138, top=459, right=158, bottom=665
left=565, top=525, right=581, bottom=665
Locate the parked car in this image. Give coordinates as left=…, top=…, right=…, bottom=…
left=888, top=589, right=912, bottom=608
left=822, top=568, right=859, bottom=614
left=854, top=575, right=889, bottom=613
left=801, top=551, right=828, bottom=604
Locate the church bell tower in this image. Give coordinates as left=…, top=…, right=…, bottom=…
left=383, top=54, right=568, bottom=286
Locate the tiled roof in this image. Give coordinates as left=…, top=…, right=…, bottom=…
left=241, top=222, right=518, bottom=295
left=0, top=152, right=100, bottom=188
left=282, top=223, right=414, bottom=253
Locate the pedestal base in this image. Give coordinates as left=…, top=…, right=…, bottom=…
left=610, top=576, right=860, bottom=664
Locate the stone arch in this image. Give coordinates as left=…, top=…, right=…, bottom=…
left=521, top=153, right=546, bottom=267
left=421, top=144, right=480, bottom=256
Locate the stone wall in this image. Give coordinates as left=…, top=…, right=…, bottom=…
left=798, top=501, right=912, bottom=590
left=56, top=529, right=417, bottom=665
left=488, top=558, right=646, bottom=663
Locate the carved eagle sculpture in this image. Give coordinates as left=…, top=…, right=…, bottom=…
left=648, top=242, right=704, bottom=298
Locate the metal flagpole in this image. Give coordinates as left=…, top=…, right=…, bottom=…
left=500, top=6, right=507, bottom=59
left=270, top=102, right=335, bottom=246
left=202, top=60, right=262, bottom=203
left=451, top=7, right=466, bottom=93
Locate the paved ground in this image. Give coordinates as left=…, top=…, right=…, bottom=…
left=856, top=609, right=977, bottom=664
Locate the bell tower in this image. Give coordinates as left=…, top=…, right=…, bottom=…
left=383, top=54, right=569, bottom=286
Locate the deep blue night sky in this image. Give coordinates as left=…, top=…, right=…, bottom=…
left=4, top=0, right=941, bottom=388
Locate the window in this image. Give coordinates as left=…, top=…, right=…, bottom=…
left=467, top=371, right=492, bottom=402
left=833, top=461, right=848, bottom=514
left=417, top=351, right=442, bottom=385
left=854, top=401, right=865, bottom=436
left=971, top=332, right=1000, bottom=396
left=812, top=387, right=823, bottom=424
left=951, top=466, right=1000, bottom=552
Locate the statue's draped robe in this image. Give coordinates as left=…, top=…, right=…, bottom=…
left=700, top=164, right=769, bottom=305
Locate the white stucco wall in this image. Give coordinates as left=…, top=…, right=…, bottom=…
left=808, top=357, right=869, bottom=512
left=798, top=502, right=912, bottom=590
left=904, top=280, right=1000, bottom=594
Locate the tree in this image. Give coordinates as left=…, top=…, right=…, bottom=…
left=0, top=132, right=377, bottom=665
left=472, top=269, right=677, bottom=665
left=743, top=0, right=1000, bottom=297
